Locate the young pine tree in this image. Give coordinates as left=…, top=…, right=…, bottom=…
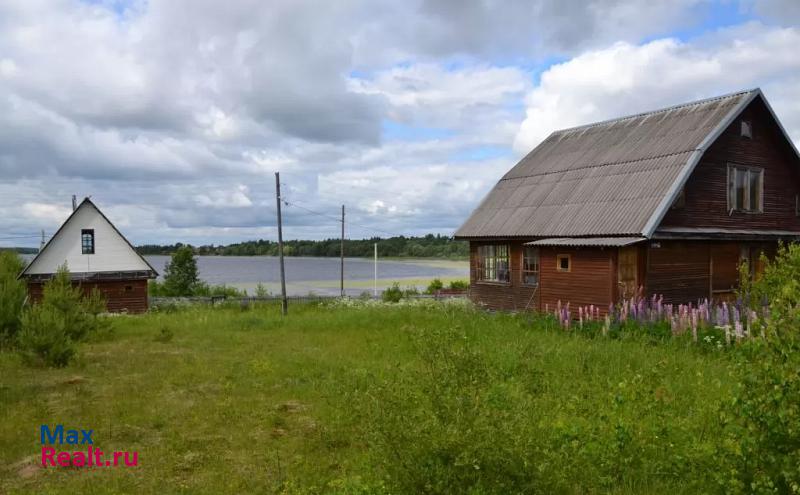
left=162, top=246, right=200, bottom=296
left=17, top=265, right=107, bottom=367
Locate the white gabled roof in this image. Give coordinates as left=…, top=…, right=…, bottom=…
left=20, top=198, right=157, bottom=279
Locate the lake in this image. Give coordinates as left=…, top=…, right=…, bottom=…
left=146, top=256, right=467, bottom=296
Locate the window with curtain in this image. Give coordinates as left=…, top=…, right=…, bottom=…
left=477, top=244, right=510, bottom=283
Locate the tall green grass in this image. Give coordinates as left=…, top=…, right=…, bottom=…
left=0, top=302, right=736, bottom=493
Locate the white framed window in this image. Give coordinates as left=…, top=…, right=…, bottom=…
left=476, top=244, right=510, bottom=283
left=727, top=164, right=763, bottom=213
left=522, top=247, right=539, bottom=286
left=81, top=229, right=95, bottom=254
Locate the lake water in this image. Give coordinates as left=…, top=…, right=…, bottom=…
left=145, top=256, right=467, bottom=296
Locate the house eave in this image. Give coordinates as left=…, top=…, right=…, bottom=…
left=652, top=227, right=800, bottom=242
left=23, top=270, right=157, bottom=283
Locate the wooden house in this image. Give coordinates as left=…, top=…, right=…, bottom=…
left=20, top=197, right=158, bottom=313
left=455, top=89, right=800, bottom=311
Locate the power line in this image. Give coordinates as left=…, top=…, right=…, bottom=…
left=281, top=196, right=407, bottom=238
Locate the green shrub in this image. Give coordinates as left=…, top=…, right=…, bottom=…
left=381, top=283, right=403, bottom=303
left=16, top=265, right=107, bottom=367
left=17, top=305, right=76, bottom=367
left=255, top=283, right=270, bottom=298
left=0, top=250, right=26, bottom=343
left=194, top=282, right=246, bottom=298
left=447, top=279, right=469, bottom=290
left=425, top=278, right=444, bottom=294
left=717, top=243, right=800, bottom=493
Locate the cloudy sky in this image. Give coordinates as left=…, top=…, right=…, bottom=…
left=1, top=0, right=799, bottom=247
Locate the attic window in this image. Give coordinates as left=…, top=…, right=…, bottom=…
left=741, top=120, right=753, bottom=139
left=81, top=229, right=95, bottom=254
left=556, top=254, right=571, bottom=272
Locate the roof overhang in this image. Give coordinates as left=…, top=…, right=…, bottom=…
left=653, top=227, right=800, bottom=242
left=23, top=270, right=157, bottom=283
left=524, top=237, right=647, bottom=247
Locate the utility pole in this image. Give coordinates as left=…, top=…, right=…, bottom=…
left=40, top=229, right=45, bottom=252
left=373, top=242, right=377, bottom=298
left=72, top=195, right=77, bottom=211
left=275, top=172, right=288, bottom=316
left=340, top=204, right=345, bottom=297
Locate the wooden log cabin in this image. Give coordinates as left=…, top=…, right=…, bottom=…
left=19, top=197, right=158, bottom=313
left=455, top=89, right=800, bottom=312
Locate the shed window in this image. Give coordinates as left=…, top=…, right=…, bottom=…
left=740, top=120, right=753, bottom=139
left=81, top=229, right=95, bottom=254
left=522, top=247, right=539, bottom=285
left=728, top=164, right=763, bottom=213
left=796, top=194, right=799, bottom=217
left=477, top=244, right=510, bottom=283
left=556, top=254, right=571, bottom=272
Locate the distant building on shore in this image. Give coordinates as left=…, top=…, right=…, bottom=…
left=455, top=89, right=800, bottom=312
left=19, top=197, right=157, bottom=313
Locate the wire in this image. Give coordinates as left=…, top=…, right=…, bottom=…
left=0, top=234, right=48, bottom=240
left=280, top=196, right=408, bottom=238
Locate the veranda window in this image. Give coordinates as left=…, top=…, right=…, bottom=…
left=522, top=247, right=539, bottom=285
left=477, top=244, right=510, bottom=283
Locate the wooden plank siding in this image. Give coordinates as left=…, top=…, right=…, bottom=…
left=27, top=279, right=149, bottom=314
left=645, top=240, right=781, bottom=304
left=660, top=97, right=800, bottom=232
left=539, top=247, right=615, bottom=313
left=469, top=241, right=538, bottom=311
left=469, top=241, right=615, bottom=313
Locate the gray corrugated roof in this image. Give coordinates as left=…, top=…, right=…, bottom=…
left=455, top=89, right=762, bottom=238
left=525, top=237, right=646, bottom=247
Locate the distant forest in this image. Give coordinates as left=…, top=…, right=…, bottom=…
left=136, top=234, right=468, bottom=259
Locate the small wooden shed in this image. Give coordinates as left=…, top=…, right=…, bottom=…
left=19, top=197, right=158, bottom=313
left=455, top=89, right=800, bottom=312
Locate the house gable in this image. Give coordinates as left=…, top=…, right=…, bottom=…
left=21, top=199, right=156, bottom=278
left=656, top=95, right=800, bottom=234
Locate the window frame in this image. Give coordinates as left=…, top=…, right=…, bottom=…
left=740, top=120, right=753, bottom=139
left=556, top=254, right=571, bottom=273
left=476, top=244, right=510, bottom=284
left=727, top=163, right=764, bottom=214
left=81, top=229, right=95, bottom=255
left=521, top=246, right=540, bottom=286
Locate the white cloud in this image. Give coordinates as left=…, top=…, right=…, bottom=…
left=1, top=2, right=799, bottom=245
left=514, top=23, right=800, bottom=152
left=22, top=202, right=72, bottom=224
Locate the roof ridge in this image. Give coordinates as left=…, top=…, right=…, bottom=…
left=551, top=88, right=759, bottom=135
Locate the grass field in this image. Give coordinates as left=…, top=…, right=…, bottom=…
left=0, top=300, right=737, bottom=494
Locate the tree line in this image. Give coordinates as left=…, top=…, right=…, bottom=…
left=137, top=234, right=468, bottom=259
